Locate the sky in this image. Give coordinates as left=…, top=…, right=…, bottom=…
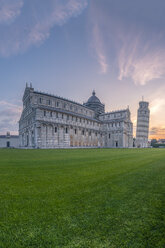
left=0, top=0, right=165, bottom=139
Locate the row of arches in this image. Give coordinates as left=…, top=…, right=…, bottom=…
left=20, top=123, right=105, bottom=148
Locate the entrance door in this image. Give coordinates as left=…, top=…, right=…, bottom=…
left=7, top=141, right=10, bottom=147
left=115, top=141, right=118, bottom=148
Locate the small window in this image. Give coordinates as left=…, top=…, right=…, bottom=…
left=109, top=134, right=111, bottom=139
left=56, top=112, right=58, bottom=118
left=82, top=130, right=84, bottom=135
left=44, top=111, right=46, bottom=116
left=67, top=115, right=69, bottom=120
left=50, top=112, right=52, bottom=117
left=39, top=98, right=42, bottom=103
left=66, top=128, right=68, bottom=134
left=56, top=102, right=59, bottom=107
left=75, top=129, right=77, bottom=134
left=62, top=114, right=63, bottom=119
left=55, top=127, right=57, bottom=133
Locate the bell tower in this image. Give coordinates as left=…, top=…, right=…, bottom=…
left=136, top=99, right=150, bottom=148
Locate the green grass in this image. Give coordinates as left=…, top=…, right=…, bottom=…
left=0, top=148, right=164, bottom=248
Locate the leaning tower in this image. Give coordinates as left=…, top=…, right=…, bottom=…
left=136, top=100, right=150, bottom=148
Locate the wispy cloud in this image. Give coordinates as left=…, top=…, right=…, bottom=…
left=0, top=100, right=22, bottom=134
left=0, top=0, right=88, bottom=57
left=92, top=24, right=108, bottom=74
left=0, top=0, right=23, bottom=24
left=89, top=1, right=165, bottom=84
left=150, top=126, right=165, bottom=139
left=118, top=34, right=165, bottom=85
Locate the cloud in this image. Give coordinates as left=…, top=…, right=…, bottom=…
left=89, top=0, right=165, bottom=84
left=118, top=34, right=165, bottom=85
left=92, top=24, right=108, bottom=74
left=150, top=97, right=165, bottom=115
left=149, top=126, right=165, bottom=139
left=0, top=100, right=22, bottom=134
left=0, top=0, right=88, bottom=57
left=0, top=0, right=23, bottom=24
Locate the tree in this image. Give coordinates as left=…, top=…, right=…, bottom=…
left=151, top=139, right=157, bottom=147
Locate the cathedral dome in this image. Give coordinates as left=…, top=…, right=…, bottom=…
left=87, top=91, right=101, bottom=103
left=84, top=90, right=105, bottom=116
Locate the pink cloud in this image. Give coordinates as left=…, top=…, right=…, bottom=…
left=150, top=126, right=165, bottom=139
left=118, top=34, right=165, bottom=85
left=92, top=24, right=108, bottom=74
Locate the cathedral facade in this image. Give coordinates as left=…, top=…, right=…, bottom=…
left=19, top=85, right=133, bottom=148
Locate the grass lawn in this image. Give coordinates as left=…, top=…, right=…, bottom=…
left=0, top=148, right=164, bottom=248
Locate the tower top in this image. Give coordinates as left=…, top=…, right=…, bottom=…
left=25, top=82, right=33, bottom=88
left=139, top=101, right=149, bottom=109
left=92, top=90, right=96, bottom=96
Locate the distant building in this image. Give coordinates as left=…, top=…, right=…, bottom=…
left=0, top=132, right=19, bottom=148
left=19, top=84, right=133, bottom=148
left=157, top=139, right=165, bottom=144
left=136, top=100, right=150, bottom=148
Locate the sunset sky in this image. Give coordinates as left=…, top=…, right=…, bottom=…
left=0, top=0, right=165, bottom=139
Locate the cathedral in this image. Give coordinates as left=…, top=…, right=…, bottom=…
left=19, top=84, right=133, bottom=148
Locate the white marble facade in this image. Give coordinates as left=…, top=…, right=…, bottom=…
left=136, top=101, right=150, bottom=148
left=19, top=85, right=133, bottom=148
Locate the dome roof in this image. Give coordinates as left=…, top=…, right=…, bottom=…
left=87, top=91, right=101, bottom=104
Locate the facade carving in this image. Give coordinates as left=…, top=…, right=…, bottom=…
left=19, top=85, right=133, bottom=148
